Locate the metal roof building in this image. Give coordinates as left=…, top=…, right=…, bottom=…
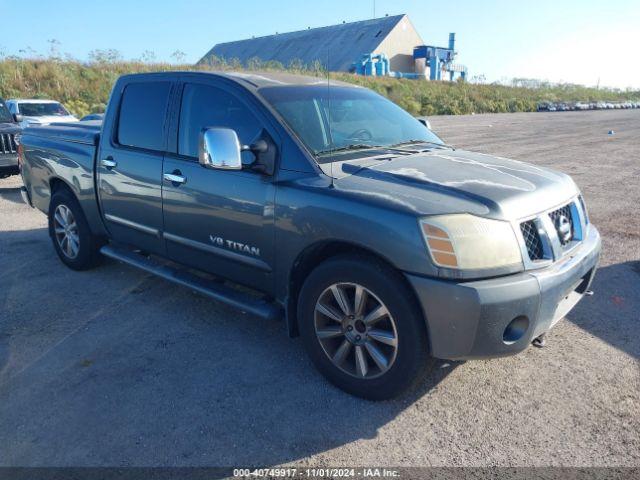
left=197, top=14, right=424, bottom=73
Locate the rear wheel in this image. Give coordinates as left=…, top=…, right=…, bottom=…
left=48, top=189, right=103, bottom=270
left=298, top=255, right=430, bottom=400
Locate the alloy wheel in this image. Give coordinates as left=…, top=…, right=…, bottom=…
left=314, top=282, right=398, bottom=379
left=53, top=204, right=80, bottom=259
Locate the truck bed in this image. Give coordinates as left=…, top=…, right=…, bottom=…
left=25, top=120, right=101, bottom=146
left=20, top=120, right=105, bottom=235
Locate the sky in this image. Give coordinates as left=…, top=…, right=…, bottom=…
left=1, top=0, right=638, bottom=89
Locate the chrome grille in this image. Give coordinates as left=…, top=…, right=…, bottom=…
left=0, top=133, right=17, bottom=154
left=548, top=204, right=574, bottom=245
left=520, top=220, right=544, bottom=260
left=578, top=195, right=589, bottom=224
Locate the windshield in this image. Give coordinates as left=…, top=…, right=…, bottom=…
left=0, top=100, right=12, bottom=123
left=18, top=102, right=71, bottom=117
left=259, top=86, right=444, bottom=162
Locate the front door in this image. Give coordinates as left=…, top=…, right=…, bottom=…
left=161, top=80, right=277, bottom=293
left=97, top=80, right=173, bottom=255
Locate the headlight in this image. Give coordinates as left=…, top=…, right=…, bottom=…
left=420, top=214, right=522, bottom=270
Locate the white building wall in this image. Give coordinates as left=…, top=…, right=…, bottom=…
left=373, top=15, right=424, bottom=73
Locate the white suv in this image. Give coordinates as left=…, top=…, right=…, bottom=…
left=6, top=99, right=77, bottom=128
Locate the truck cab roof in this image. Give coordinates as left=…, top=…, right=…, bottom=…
left=117, top=70, right=356, bottom=90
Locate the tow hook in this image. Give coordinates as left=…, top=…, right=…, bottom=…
left=585, top=290, right=594, bottom=296
left=532, top=333, right=546, bottom=348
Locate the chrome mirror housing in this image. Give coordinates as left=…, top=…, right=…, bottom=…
left=198, top=128, right=242, bottom=170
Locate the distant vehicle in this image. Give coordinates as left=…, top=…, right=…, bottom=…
left=548, top=103, right=557, bottom=112
left=81, top=113, right=104, bottom=121
left=5, top=99, right=77, bottom=128
left=0, top=97, right=21, bottom=178
left=536, top=102, right=550, bottom=112
left=575, top=102, right=589, bottom=111
left=596, top=102, right=606, bottom=110
left=18, top=71, right=601, bottom=399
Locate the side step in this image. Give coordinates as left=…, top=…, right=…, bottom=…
left=100, top=244, right=282, bottom=322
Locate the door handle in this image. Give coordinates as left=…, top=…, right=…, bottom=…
left=101, top=157, right=117, bottom=169
left=163, top=172, right=186, bottom=185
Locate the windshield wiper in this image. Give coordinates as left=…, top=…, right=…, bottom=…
left=389, top=140, right=454, bottom=150
left=316, top=144, right=383, bottom=156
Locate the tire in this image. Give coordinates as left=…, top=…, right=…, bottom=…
left=298, top=255, right=430, bottom=400
left=48, top=189, right=103, bottom=270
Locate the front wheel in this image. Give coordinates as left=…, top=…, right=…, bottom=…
left=298, top=255, right=430, bottom=400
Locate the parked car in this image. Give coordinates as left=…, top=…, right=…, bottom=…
left=81, top=113, right=104, bottom=121
left=6, top=99, right=77, bottom=128
left=536, top=102, right=550, bottom=112
left=0, top=97, right=21, bottom=179
left=18, top=72, right=601, bottom=399
left=575, top=102, right=589, bottom=111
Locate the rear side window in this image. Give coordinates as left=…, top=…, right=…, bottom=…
left=117, top=82, right=171, bottom=151
left=178, top=83, right=262, bottom=159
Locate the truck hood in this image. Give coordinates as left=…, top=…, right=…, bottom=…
left=22, top=115, right=78, bottom=126
left=332, top=149, right=578, bottom=220
left=0, top=122, right=20, bottom=134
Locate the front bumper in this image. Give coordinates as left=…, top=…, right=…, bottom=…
left=406, top=224, right=601, bottom=360
left=0, top=153, right=18, bottom=171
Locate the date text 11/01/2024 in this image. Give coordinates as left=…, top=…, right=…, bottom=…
left=233, top=468, right=400, bottom=477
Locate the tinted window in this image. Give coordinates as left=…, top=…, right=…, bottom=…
left=0, top=100, right=12, bottom=123
left=118, top=82, right=171, bottom=151
left=18, top=102, right=70, bottom=117
left=178, top=83, right=262, bottom=159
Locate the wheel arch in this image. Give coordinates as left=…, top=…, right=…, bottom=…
left=48, top=176, right=108, bottom=238
left=285, top=240, right=427, bottom=340
left=49, top=176, right=76, bottom=198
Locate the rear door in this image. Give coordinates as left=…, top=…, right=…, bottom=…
left=97, top=80, right=173, bottom=255
left=161, top=79, right=278, bottom=293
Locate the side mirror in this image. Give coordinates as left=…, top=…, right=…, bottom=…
left=13, top=114, right=24, bottom=123
left=198, top=128, right=242, bottom=170
left=417, top=117, right=432, bottom=130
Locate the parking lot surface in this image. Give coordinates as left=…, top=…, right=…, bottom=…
left=0, top=110, right=638, bottom=467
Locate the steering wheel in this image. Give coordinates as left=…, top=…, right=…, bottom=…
left=347, top=128, right=373, bottom=141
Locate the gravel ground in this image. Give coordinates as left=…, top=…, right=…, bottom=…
left=0, top=109, right=638, bottom=468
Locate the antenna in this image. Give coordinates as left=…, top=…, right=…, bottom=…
left=373, top=0, right=376, bottom=18
left=327, top=46, right=334, bottom=188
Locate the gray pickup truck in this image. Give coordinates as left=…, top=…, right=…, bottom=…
left=18, top=72, right=601, bottom=399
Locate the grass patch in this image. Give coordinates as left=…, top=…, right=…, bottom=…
left=1, top=57, right=637, bottom=118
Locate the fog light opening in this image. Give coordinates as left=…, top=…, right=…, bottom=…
left=503, top=316, right=529, bottom=344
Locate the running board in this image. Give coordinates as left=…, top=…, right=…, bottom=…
left=100, top=244, right=281, bottom=322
